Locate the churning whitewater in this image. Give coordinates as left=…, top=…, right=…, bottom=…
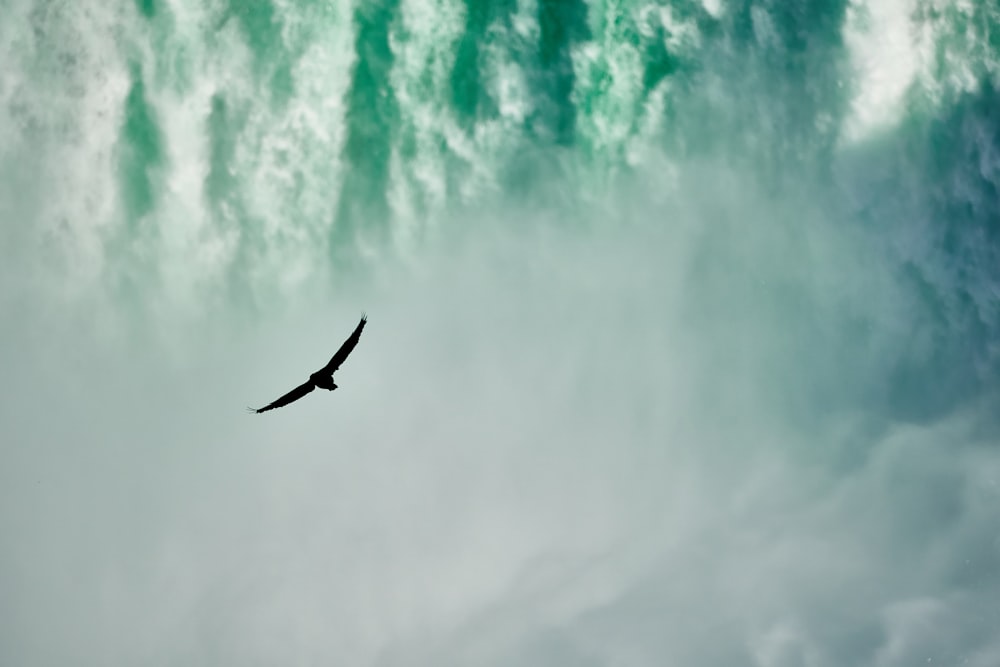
left=1, top=0, right=999, bottom=665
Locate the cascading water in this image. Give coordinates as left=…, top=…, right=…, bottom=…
left=2, top=0, right=999, bottom=665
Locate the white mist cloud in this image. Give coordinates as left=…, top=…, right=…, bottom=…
left=3, top=171, right=999, bottom=666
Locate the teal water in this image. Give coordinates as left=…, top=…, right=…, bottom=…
left=2, top=1, right=1000, bottom=665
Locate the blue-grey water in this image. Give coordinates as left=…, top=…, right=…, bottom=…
left=1, top=0, right=999, bottom=665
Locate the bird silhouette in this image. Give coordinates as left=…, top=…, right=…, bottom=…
left=249, top=314, right=367, bottom=414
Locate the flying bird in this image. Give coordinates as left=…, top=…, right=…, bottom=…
left=249, top=314, right=367, bottom=414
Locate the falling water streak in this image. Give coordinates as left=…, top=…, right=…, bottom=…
left=2, top=2, right=1000, bottom=664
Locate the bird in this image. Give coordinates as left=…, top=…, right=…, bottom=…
left=249, top=314, right=367, bottom=414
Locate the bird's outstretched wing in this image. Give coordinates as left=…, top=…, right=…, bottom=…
left=250, top=380, right=316, bottom=414
left=320, top=314, right=367, bottom=374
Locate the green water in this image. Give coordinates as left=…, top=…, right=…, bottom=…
left=1, top=0, right=1000, bottom=665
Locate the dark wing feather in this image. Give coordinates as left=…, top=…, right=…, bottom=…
left=320, top=314, right=367, bottom=374
left=252, top=380, right=315, bottom=414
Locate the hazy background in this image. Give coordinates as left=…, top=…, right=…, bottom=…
left=2, top=0, right=1000, bottom=665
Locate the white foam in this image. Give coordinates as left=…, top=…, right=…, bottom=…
left=572, top=1, right=703, bottom=171
left=3, top=2, right=134, bottom=298
left=914, top=0, right=1000, bottom=104
left=701, top=0, right=723, bottom=19
left=842, top=0, right=922, bottom=143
